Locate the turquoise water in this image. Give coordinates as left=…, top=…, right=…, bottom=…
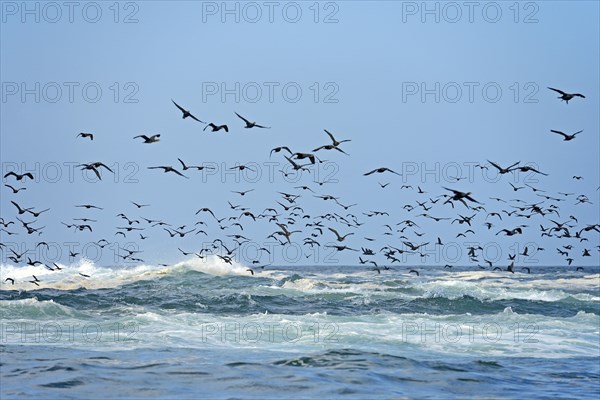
left=1, top=260, right=599, bottom=399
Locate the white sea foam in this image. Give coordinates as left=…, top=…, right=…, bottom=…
left=0, top=255, right=250, bottom=290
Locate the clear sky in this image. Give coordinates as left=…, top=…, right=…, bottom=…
left=1, top=1, right=599, bottom=269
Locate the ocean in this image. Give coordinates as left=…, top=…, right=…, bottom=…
left=1, top=258, right=599, bottom=399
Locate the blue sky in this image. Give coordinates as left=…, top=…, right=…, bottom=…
left=1, top=1, right=599, bottom=268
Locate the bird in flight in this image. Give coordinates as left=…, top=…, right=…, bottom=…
left=270, top=146, right=292, bottom=158
left=487, top=160, right=520, bottom=175
left=76, top=204, right=103, bottom=210
left=275, top=223, right=301, bottom=244
left=148, top=166, right=188, bottom=178
left=177, top=158, right=214, bottom=171
left=4, top=184, right=26, bottom=193
left=443, top=187, right=483, bottom=208
left=134, top=134, right=161, bottom=143
left=172, top=99, right=204, bottom=122
left=78, top=162, right=113, bottom=181
left=497, top=228, right=523, bottom=236
left=235, top=112, right=270, bottom=129
left=323, top=129, right=351, bottom=147
left=11, top=200, right=34, bottom=214
left=547, top=87, right=585, bottom=104
left=284, top=156, right=311, bottom=171
left=3, top=172, right=34, bottom=181
left=313, top=143, right=349, bottom=155
left=231, top=189, right=255, bottom=196
left=509, top=183, right=525, bottom=192
left=328, top=227, right=354, bottom=242
left=363, top=167, right=401, bottom=176
left=512, top=165, right=548, bottom=176
left=230, top=164, right=255, bottom=172
left=77, top=132, right=94, bottom=140
left=204, top=123, right=229, bottom=132
left=550, top=129, right=583, bottom=142
left=292, top=152, right=317, bottom=165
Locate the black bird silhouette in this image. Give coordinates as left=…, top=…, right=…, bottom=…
left=513, top=166, right=548, bottom=176
left=231, top=189, right=255, bottom=196
left=270, top=146, right=292, bottom=157
left=148, top=166, right=188, bottom=178
left=323, top=129, right=351, bottom=146
left=172, top=99, right=204, bottom=122
left=328, top=227, right=354, bottom=242
left=550, top=130, right=583, bottom=141
left=204, top=123, right=229, bottom=132
left=134, top=134, right=161, bottom=143
left=3, top=171, right=34, bottom=181
left=283, top=156, right=311, bottom=172
left=497, top=228, right=523, bottom=236
left=363, top=167, right=401, bottom=176
left=77, top=132, right=94, bottom=140
left=547, top=87, right=585, bottom=104
left=292, top=152, right=317, bottom=164
left=76, top=204, right=103, bottom=210
left=196, top=208, right=217, bottom=219
left=443, top=188, right=482, bottom=208
left=11, top=201, right=34, bottom=214
left=313, top=144, right=349, bottom=155
left=27, top=208, right=50, bottom=218
left=487, top=160, right=520, bottom=175
left=235, top=112, right=270, bottom=129
left=4, top=184, right=26, bottom=193
left=230, top=164, right=255, bottom=172
left=78, top=162, right=113, bottom=180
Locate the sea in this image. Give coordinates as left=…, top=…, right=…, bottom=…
left=1, top=258, right=599, bottom=399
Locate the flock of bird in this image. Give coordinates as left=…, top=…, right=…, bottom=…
left=1, top=87, right=599, bottom=287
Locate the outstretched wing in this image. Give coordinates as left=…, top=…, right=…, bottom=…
left=235, top=112, right=251, bottom=125
left=363, top=169, right=377, bottom=176
left=91, top=168, right=102, bottom=180
left=550, top=130, right=568, bottom=139
left=171, top=99, right=186, bottom=113
left=170, top=168, right=188, bottom=178
left=188, top=113, right=205, bottom=123
left=324, top=129, right=336, bottom=143
left=97, top=162, right=113, bottom=172
left=547, top=87, right=566, bottom=95
left=487, top=160, right=503, bottom=172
